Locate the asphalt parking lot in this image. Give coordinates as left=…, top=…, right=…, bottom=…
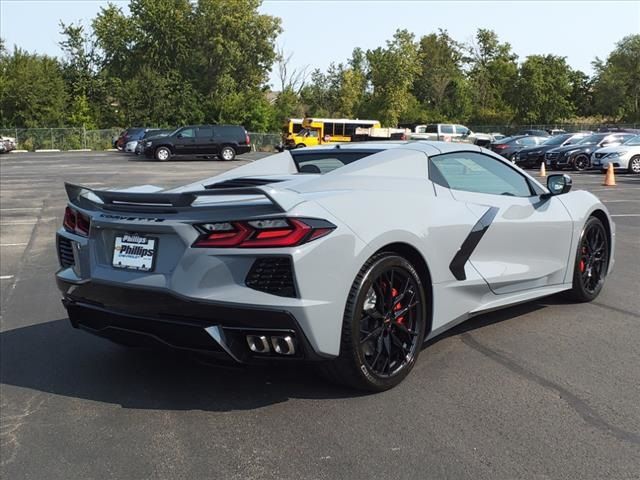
left=1, top=151, right=639, bottom=479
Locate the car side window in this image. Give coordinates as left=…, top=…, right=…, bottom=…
left=520, top=137, right=537, bottom=146
left=429, top=151, right=533, bottom=197
left=179, top=128, right=195, bottom=138
left=440, top=124, right=454, bottom=134
left=197, top=127, right=213, bottom=138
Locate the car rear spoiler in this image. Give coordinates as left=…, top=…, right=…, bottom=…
left=64, top=182, right=304, bottom=213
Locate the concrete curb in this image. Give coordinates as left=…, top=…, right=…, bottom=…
left=10, top=150, right=29, bottom=153
left=68, top=149, right=93, bottom=152
left=34, top=149, right=61, bottom=153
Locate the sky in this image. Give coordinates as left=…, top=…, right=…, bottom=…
left=1, top=0, right=639, bottom=87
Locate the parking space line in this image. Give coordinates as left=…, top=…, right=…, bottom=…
left=0, top=221, right=37, bottom=225
left=0, top=275, right=15, bottom=280
left=610, top=214, right=640, bottom=217
left=0, top=243, right=28, bottom=246
left=0, top=207, right=41, bottom=211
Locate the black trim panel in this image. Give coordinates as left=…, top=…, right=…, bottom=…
left=58, top=279, right=325, bottom=362
left=449, top=207, right=499, bottom=281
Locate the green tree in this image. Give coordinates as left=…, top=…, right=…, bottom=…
left=568, top=69, right=593, bottom=118
left=592, top=34, right=640, bottom=121
left=413, top=30, right=470, bottom=122
left=91, top=0, right=281, bottom=126
left=335, top=48, right=369, bottom=118
left=514, top=55, right=574, bottom=124
left=59, top=22, right=104, bottom=127
left=0, top=47, right=67, bottom=127
left=367, top=29, right=420, bottom=126
left=467, top=29, right=518, bottom=124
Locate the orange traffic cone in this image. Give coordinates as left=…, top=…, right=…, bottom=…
left=539, top=161, right=546, bottom=178
left=603, top=163, right=616, bottom=186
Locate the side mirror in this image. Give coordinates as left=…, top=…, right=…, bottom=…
left=545, top=174, right=572, bottom=197
left=177, top=133, right=183, bottom=139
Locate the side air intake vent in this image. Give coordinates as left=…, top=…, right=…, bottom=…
left=245, top=257, right=296, bottom=297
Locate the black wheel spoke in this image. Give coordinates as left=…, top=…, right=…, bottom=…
left=357, top=262, right=424, bottom=378
left=360, top=326, right=383, bottom=344
left=394, top=301, right=419, bottom=319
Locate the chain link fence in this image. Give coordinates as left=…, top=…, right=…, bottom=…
left=0, top=128, right=283, bottom=152
left=0, top=128, right=120, bottom=151
left=249, top=132, right=281, bottom=152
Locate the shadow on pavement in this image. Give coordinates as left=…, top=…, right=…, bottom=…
left=0, top=318, right=362, bottom=411
left=0, top=295, right=565, bottom=411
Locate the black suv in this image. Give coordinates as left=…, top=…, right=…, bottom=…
left=143, top=125, right=251, bottom=161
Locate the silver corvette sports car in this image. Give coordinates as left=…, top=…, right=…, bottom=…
left=56, top=142, right=615, bottom=391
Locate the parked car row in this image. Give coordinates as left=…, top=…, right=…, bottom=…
left=489, top=128, right=640, bottom=174
left=0, top=136, right=17, bottom=154
left=115, top=124, right=251, bottom=161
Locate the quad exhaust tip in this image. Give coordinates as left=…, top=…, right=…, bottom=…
left=246, top=334, right=296, bottom=355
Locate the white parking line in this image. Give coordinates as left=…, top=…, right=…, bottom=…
left=610, top=214, right=640, bottom=217
left=0, top=275, right=14, bottom=280
left=0, top=207, right=41, bottom=211
left=603, top=199, right=640, bottom=203
left=0, top=221, right=37, bottom=225
left=590, top=187, right=640, bottom=192
left=0, top=243, right=28, bottom=246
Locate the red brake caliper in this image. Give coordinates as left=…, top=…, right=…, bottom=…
left=580, top=246, right=587, bottom=272
left=392, top=288, right=405, bottom=324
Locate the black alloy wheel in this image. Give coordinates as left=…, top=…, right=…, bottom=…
left=319, top=253, right=427, bottom=391
left=567, top=216, right=609, bottom=302
left=574, top=154, right=590, bottom=171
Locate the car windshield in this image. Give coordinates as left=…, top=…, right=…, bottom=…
left=623, top=135, right=640, bottom=146
left=543, top=134, right=572, bottom=146
left=577, top=134, right=606, bottom=145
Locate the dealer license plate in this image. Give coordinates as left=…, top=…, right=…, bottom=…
left=112, top=234, right=157, bottom=271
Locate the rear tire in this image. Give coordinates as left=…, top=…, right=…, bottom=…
left=628, top=155, right=640, bottom=174
left=155, top=146, right=171, bottom=162
left=319, top=253, right=427, bottom=391
left=220, top=146, right=236, bottom=161
left=296, top=143, right=306, bottom=149
left=565, top=216, right=609, bottom=302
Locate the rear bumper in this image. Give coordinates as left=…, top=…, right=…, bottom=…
left=58, top=278, right=324, bottom=363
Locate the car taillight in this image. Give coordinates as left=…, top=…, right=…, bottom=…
left=192, top=218, right=335, bottom=248
left=245, top=132, right=250, bottom=145
left=493, top=144, right=508, bottom=150
left=63, top=206, right=90, bottom=236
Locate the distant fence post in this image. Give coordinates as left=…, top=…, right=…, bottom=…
left=50, top=128, right=54, bottom=150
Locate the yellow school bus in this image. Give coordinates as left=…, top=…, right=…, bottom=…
left=282, top=118, right=304, bottom=137
left=285, top=118, right=381, bottom=148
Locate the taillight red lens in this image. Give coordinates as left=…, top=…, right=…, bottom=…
left=192, top=218, right=334, bottom=248
left=494, top=144, right=508, bottom=149
left=63, top=206, right=90, bottom=236
left=63, top=207, right=76, bottom=231
left=245, top=133, right=250, bottom=145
